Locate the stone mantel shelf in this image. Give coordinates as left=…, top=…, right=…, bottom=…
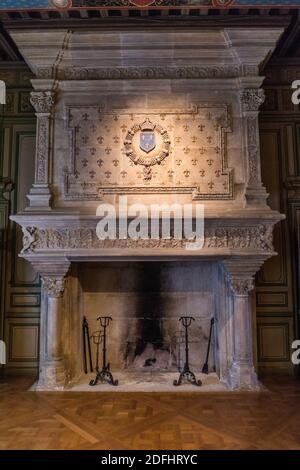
left=11, top=210, right=283, bottom=262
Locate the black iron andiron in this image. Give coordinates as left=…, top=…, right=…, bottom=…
left=89, top=316, right=118, bottom=387
left=174, top=316, right=202, bottom=387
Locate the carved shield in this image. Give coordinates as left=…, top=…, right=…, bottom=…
left=140, top=131, right=156, bottom=153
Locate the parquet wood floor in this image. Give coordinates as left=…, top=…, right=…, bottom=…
left=0, top=376, right=299, bottom=450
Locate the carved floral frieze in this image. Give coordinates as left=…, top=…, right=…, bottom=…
left=20, top=224, right=274, bottom=254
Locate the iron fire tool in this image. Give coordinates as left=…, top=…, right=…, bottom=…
left=202, top=317, right=215, bottom=375
left=173, top=316, right=202, bottom=387
left=89, top=316, right=118, bottom=386
left=82, top=316, right=93, bottom=374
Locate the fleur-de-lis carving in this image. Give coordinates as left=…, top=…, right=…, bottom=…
left=215, top=170, right=221, bottom=177
left=82, top=113, right=89, bottom=120
left=105, top=170, right=111, bottom=179
left=214, top=124, right=220, bottom=131
left=183, top=170, right=190, bottom=178
left=183, top=147, right=190, bottom=155
left=113, top=136, right=119, bottom=144
left=97, top=136, right=104, bottom=144
left=121, top=124, right=127, bottom=132
left=208, top=181, right=214, bottom=189
left=191, top=159, right=198, bottom=166
left=160, top=113, right=166, bottom=121
left=191, top=136, right=197, bottom=143
left=214, top=146, right=221, bottom=154
left=183, top=124, right=189, bottom=132
left=90, top=147, right=97, bottom=156
left=112, top=159, right=119, bottom=167
left=82, top=136, right=88, bottom=144
left=199, top=169, right=205, bottom=177
left=176, top=159, right=182, bottom=166
left=199, top=147, right=206, bottom=155
left=176, top=114, right=181, bottom=121
left=81, top=158, right=88, bottom=167
left=207, top=159, right=214, bottom=166
left=207, top=136, right=212, bottom=144
left=175, top=136, right=181, bottom=143
left=120, top=170, right=127, bottom=179
left=113, top=115, right=119, bottom=121
left=89, top=169, right=96, bottom=179
left=198, top=124, right=205, bottom=132
left=105, top=147, right=112, bottom=155
left=90, top=124, right=96, bottom=132
left=97, top=158, right=104, bottom=167
left=168, top=170, right=174, bottom=178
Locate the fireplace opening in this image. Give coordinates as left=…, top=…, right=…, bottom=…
left=125, top=263, right=173, bottom=371
left=80, top=261, right=217, bottom=375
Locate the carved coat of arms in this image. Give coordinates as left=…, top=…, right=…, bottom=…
left=140, top=122, right=156, bottom=153
left=124, top=118, right=171, bottom=181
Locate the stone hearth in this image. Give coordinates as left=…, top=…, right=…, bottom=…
left=10, top=26, right=284, bottom=391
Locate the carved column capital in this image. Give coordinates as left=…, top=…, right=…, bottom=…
left=240, top=88, right=265, bottom=112
left=30, top=91, right=55, bottom=114
left=223, top=258, right=264, bottom=296
left=42, top=276, right=66, bottom=298
left=228, top=277, right=255, bottom=296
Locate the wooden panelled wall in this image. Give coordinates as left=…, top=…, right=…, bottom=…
left=258, top=65, right=300, bottom=375
left=0, top=66, right=39, bottom=375
left=0, top=64, right=299, bottom=377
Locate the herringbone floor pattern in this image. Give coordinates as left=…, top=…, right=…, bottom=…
left=0, top=376, right=299, bottom=450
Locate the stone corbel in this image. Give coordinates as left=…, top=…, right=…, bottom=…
left=240, top=88, right=269, bottom=207
left=222, top=257, right=265, bottom=390
left=31, top=260, right=70, bottom=390
left=26, top=90, right=56, bottom=211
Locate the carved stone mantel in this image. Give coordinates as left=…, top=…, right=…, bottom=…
left=12, top=211, right=283, bottom=260
left=9, top=26, right=285, bottom=390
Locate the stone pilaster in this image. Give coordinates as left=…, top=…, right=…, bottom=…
left=26, top=90, right=55, bottom=211
left=32, top=261, right=70, bottom=390
left=223, top=258, right=265, bottom=390
left=240, top=88, right=268, bottom=207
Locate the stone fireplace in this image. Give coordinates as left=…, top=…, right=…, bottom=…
left=10, top=26, right=284, bottom=390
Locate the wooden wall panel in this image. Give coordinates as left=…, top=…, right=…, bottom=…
left=0, top=69, right=40, bottom=375
left=258, top=76, right=300, bottom=375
